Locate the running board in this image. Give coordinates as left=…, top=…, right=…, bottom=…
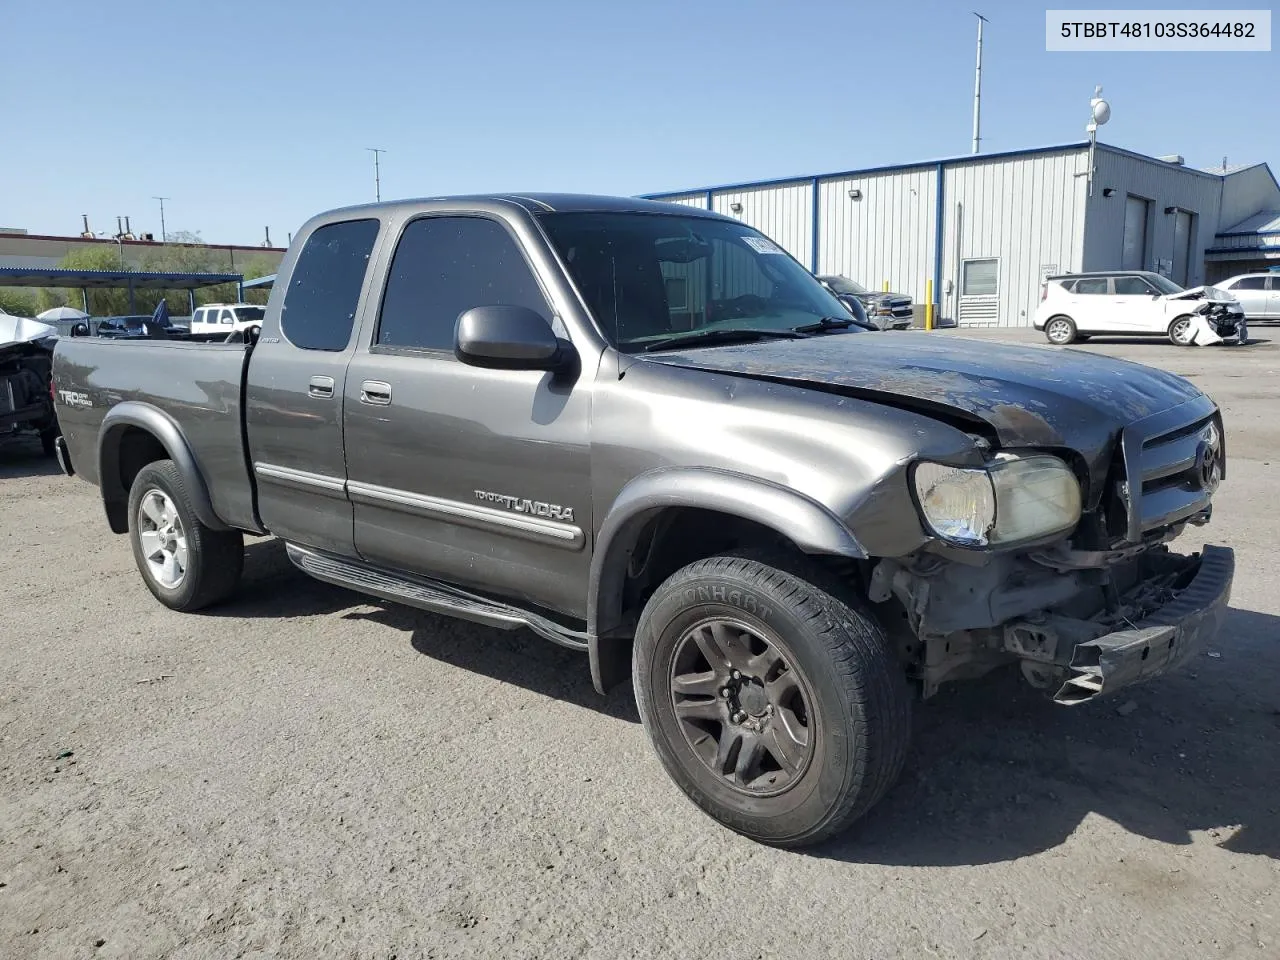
left=285, top=543, right=589, bottom=651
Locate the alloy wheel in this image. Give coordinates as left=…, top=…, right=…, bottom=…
left=668, top=618, right=816, bottom=796
left=137, top=489, right=188, bottom=588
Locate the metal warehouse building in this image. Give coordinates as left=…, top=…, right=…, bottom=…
left=646, top=143, right=1280, bottom=328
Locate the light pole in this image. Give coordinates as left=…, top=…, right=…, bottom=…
left=1085, top=85, right=1111, bottom=197
left=366, top=147, right=386, bottom=202
left=972, top=12, right=988, bottom=154
left=153, top=196, right=170, bottom=242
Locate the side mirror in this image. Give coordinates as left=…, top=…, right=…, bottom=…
left=71, top=322, right=89, bottom=337
left=455, top=305, right=571, bottom=371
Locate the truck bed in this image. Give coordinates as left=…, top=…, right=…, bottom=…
left=53, top=337, right=258, bottom=532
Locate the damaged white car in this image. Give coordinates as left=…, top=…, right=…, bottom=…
left=0, top=313, right=60, bottom=456
left=1034, top=270, right=1247, bottom=346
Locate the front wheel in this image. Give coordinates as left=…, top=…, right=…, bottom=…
left=1044, top=316, right=1077, bottom=345
left=127, top=459, right=244, bottom=611
left=632, top=553, right=912, bottom=848
left=1168, top=315, right=1195, bottom=346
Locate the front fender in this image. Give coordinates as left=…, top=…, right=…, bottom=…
left=587, top=466, right=866, bottom=693
left=98, top=401, right=229, bottom=534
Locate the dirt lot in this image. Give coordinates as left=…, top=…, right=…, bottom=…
left=1, top=331, right=1278, bottom=960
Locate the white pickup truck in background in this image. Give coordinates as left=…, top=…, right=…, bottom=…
left=189, top=303, right=266, bottom=337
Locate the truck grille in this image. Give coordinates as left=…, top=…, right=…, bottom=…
left=1118, top=395, right=1222, bottom=543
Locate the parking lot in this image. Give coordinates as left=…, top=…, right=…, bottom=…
left=1, top=330, right=1277, bottom=960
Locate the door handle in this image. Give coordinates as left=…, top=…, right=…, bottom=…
left=308, top=376, right=335, bottom=399
left=360, top=380, right=392, bottom=405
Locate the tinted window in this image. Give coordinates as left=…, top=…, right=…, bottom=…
left=233, top=307, right=266, bottom=323
left=1234, top=276, right=1266, bottom=290
left=1074, top=278, right=1109, bottom=295
left=1114, top=276, right=1153, bottom=295
left=376, top=217, right=548, bottom=351
left=219, top=309, right=234, bottom=324
left=282, top=218, right=380, bottom=351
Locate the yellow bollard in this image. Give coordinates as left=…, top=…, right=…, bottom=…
left=883, top=280, right=890, bottom=293
left=925, top=279, right=934, bottom=331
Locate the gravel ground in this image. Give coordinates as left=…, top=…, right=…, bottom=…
left=1, top=331, right=1277, bottom=960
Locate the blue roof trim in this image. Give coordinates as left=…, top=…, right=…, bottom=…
left=641, top=140, right=1255, bottom=200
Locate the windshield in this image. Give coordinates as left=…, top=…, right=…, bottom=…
left=233, top=307, right=266, bottom=322
left=822, top=276, right=868, bottom=296
left=539, top=212, right=858, bottom=351
left=1148, top=275, right=1184, bottom=295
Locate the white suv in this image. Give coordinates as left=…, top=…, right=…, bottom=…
left=190, top=303, right=266, bottom=337
left=1033, top=271, right=1243, bottom=345
left=1213, top=273, right=1280, bottom=320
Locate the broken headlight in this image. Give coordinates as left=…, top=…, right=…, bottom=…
left=913, top=454, right=1081, bottom=548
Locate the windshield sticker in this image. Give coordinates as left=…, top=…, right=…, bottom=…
left=742, top=236, right=785, bottom=255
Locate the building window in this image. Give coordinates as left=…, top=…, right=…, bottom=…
left=961, top=258, right=999, bottom=296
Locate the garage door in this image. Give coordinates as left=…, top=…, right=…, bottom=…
left=1123, top=196, right=1149, bottom=271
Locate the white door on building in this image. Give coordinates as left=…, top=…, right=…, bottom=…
left=958, top=258, right=1000, bottom=326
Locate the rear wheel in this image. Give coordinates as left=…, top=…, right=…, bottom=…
left=127, top=459, right=244, bottom=611
left=1168, top=315, right=1195, bottom=346
left=633, top=553, right=912, bottom=848
left=1044, top=316, right=1077, bottom=345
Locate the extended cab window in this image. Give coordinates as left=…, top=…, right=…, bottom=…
left=282, top=218, right=380, bottom=351
left=376, top=217, right=549, bottom=351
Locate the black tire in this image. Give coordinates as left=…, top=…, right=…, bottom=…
left=39, top=428, right=57, bottom=458
left=632, top=552, right=912, bottom=848
left=127, top=459, right=244, bottom=611
left=1043, top=315, right=1077, bottom=345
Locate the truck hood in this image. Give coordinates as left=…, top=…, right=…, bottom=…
left=640, top=332, right=1201, bottom=463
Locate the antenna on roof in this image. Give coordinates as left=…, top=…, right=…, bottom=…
left=1222, top=156, right=1228, bottom=172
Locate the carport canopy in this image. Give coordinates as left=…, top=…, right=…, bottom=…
left=0, top=267, right=245, bottom=314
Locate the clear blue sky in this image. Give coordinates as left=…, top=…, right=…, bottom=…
left=3, top=0, right=1275, bottom=245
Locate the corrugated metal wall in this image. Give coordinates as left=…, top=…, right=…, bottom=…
left=941, top=148, right=1088, bottom=328
left=710, top=183, right=813, bottom=268
left=1083, top=149, right=1223, bottom=286
left=646, top=144, right=1277, bottom=328
left=1217, top=165, right=1280, bottom=231
left=817, top=167, right=937, bottom=304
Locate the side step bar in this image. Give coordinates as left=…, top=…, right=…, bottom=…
left=285, top=543, right=589, bottom=652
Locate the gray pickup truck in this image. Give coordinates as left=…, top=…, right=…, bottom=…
left=52, top=194, right=1233, bottom=847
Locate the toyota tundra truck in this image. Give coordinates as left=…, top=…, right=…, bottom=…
left=51, top=194, right=1233, bottom=847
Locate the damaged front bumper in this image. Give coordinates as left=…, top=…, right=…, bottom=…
left=1051, top=545, right=1233, bottom=703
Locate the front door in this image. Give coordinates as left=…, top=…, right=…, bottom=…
left=1110, top=274, right=1161, bottom=332
left=343, top=214, right=593, bottom=619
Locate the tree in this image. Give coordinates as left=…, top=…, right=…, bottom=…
left=37, top=246, right=128, bottom=315
left=0, top=288, right=37, bottom=316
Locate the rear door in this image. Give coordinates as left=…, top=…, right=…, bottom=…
left=343, top=212, right=593, bottom=617
left=245, top=216, right=383, bottom=556
left=1067, top=276, right=1113, bottom=331
left=1268, top=277, right=1280, bottom=319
